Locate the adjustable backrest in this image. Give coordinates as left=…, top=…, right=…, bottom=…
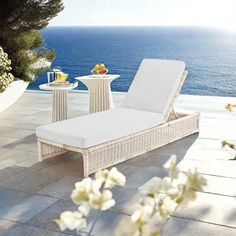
left=122, top=59, right=186, bottom=120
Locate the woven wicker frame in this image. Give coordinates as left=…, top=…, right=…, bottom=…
left=37, top=112, right=200, bottom=177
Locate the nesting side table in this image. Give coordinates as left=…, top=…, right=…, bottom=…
left=39, top=82, right=78, bottom=122
left=75, top=75, right=120, bottom=113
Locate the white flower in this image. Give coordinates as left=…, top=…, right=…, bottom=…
left=116, top=218, right=160, bottom=236
left=158, top=196, right=178, bottom=218
left=55, top=211, right=87, bottom=232
left=140, top=222, right=160, bottom=236
left=89, top=189, right=115, bottom=211
left=115, top=155, right=206, bottom=235
left=144, top=177, right=163, bottom=194
left=116, top=194, right=162, bottom=235
left=176, top=168, right=207, bottom=204
left=163, top=155, right=179, bottom=178
left=78, top=202, right=90, bottom=217
left=185, top=168, right=207, bottom=192
left=71, top=178, right=102, bottom=205
left=95, top=167, right=126, bottom=189
left=0, top=47, right=14, bottom=93
left=131, top=204, right=154, bottom=224
left=130, top=195, right=156, bottom=225
left=161, top=177, right=184, bottom=200
left=115, top=218, right=140, bottom=236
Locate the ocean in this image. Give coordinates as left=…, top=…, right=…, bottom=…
left=29, top=27, right=236, bottom=96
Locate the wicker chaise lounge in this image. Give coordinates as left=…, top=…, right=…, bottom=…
left=36, top=59, right=200, bottom=177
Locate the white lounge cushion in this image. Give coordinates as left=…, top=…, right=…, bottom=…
left=123, top=59, right=185, bottom=117
left=36, top=108, right=164, bottom=149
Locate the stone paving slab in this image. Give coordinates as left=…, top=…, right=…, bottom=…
left=0, top=188, right=29, bottom=218
left=139, top=173, right=236, bottom=198
left=174, top=192, right=236, bottom=228
left=0, top=127, right=34, bottom=139
left=138, top=176, right=164, bottom=193
left=39, top=152, right=84, bottom=178
left=0, top=160, right=54, bottom=177
left=27, top=199, right=77, bottom=234
left=0, top=194, right=57, bottom=223
left=111, top=186, right=145, bottom=215
left=120, top=165, right=167, bottom=188
left=200, top=117, right=236, bottom=128
left=0, top=166, right=26, bottom=182
left=178, top=159, right=236, bottom=178
left=0, top=136, right=37, bottom=152
left=83, top=210, right=126, bottom=236
left=14, top=156, right=38, bottom=168
left=7, top=224, right=73, bottom=236
left=189, top=138, right=221, bottom=150
left=184, top=148, right=234, bottom=161
left=27, top=197, right=127, bottom=236
left=194, top=174, right=236, bottom=197
left=0, top=149, right=37, bottom=170
left=37, top=175, right=81, bottom=200
left=0, top=170, right=61, bottom=194
left=0, top=219, right=20, bottom=236
left=199, top=125, right=236, bottom=140
left=123, top=152, right=170, bottom=169
left=1, top=92, right=236, bottom=235
left=162, top=217, right=236, bottom=236
left=0, top=120, right=38, bottom=130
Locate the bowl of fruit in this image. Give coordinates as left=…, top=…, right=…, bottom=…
left=91, top=64, right=108, bottom=77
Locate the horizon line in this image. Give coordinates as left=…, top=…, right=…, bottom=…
left=47, top=25, right=231, bottom=29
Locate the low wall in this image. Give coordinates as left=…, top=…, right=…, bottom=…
left=0, top=80, right=29, bottom=112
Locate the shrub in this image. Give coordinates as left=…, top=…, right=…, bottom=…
left=1, top=30, right=55, bottom=82
left=0, top=0, right=64, bottom=82
left=0, top=47, right=14, bottom=92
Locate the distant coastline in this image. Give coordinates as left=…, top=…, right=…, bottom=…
left=29, top=26, right=236, bottom=97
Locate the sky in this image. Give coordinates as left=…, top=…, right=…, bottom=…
left=49, top=0, right=236, bottom=29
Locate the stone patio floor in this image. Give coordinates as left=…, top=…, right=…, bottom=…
left=1, top=90, right=236, bottom=235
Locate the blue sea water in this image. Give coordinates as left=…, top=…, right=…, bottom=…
left=29, top=27, right=236, bottom=96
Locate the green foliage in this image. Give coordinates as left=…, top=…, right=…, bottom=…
left=0, top=0, right=64, bottom=82
left=0, top=47, right=14, bottom=92
left=0, top=0, right=64, bottom=35
left=1, top=30, right=55, bottom=82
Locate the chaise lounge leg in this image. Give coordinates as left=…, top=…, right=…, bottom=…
left=82, top=151, right=90, bottom=177
left=38, top=141, right=43, bottom=162
left=37, top=140, right=67, bottom=162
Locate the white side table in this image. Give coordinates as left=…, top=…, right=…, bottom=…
left=75, top=75, right=120, bottom=113
left=39, top=82, right=78, bottom=122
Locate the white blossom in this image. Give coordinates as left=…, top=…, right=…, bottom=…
left=56, top=156, right=206, bottom=236
left=163, top=155, right=179, bottom=178
left=158, top=196, right=178, bottom=217
left=131, top=204, right=154, bottom=224
left=71, top=178, right=102, bottom=205
left=78, top=202, right=90, bottom=217
left=95, top=167, right=126, bottom=189
left=89, top=189, right=115, bottom=211
left=0, top=47, right=14, bottom=93
left=116, top=155, right=206, bottom=235
left=177, top=168, right=207, bottom=204
left=54, top=211, right=87, bottom=232
left=185, top=168, right=207, bottom=192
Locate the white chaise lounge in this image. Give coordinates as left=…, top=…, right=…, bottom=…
left=36, top=59, right=199, bottom=177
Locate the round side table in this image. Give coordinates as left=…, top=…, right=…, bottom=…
left=39, top=82, right=78, bottom=122
left=75, top=75, right=120, bottom=113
